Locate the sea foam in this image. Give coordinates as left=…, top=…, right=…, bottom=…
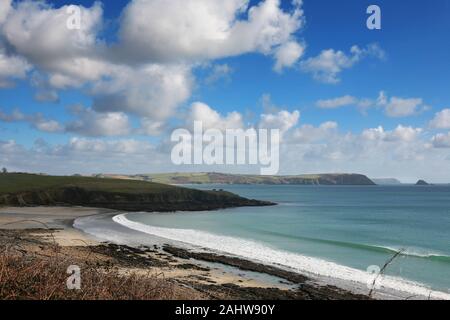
left=112, top=213, right=450, bottom=300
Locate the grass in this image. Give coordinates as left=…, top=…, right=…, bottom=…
left=0, top=173, right=177, bottom=194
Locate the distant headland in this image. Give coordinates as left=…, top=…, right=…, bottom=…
left=99, top=172, right=376, bottom=186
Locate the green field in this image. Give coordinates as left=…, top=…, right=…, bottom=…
left=0, top=173, right=175, bottom=194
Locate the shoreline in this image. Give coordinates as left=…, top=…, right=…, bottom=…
left=107, top=212, right=450, bottom=300
left=1, top=206, right=448, bottom=300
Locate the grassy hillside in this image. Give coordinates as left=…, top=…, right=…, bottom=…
left=107, top=172, right=376, bottom=186
left=0, top=173, right=273, bottom=211
left=0, top=173, right=175, bottom=194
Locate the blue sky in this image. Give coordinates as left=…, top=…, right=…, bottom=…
left=0, top=0, right=450, bottom=182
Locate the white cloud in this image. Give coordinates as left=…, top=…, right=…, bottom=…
left=33, top=118, right=63, bottom=133
left=316, top=91, right=430, bottom=118
left=431, top=132, right=450, bottom=148
left=301, top=44, right=385, bottom=84
left=316, top=95, right=358, bottom=109
left=118, top=0, right=304, bottom=67
left=66, top=108, right=131, bottom=137
left=0, top=108, right=25, bottom=122
left=0, top=0, right=307, bottom=129
left=259, top=109, right=300, bottom=134
left=91, top=64, right=193, bottom=120
left=0, top=0, right=12, bottom=25
left=0, top=48, right=31, bottom=87
left=205, top=64, right=233, bottom=84
left=138, top=119, right=166, bottom=136
left=362, top=125, right=422, bottom=142
left=0, top=109, right=63, bottom=133
left=384, top=97, right=425, bottom=118
left=290, top=121, right=338, bottom=143
left=0, top=107, right=131, bottom=136
left=273, top=41, right=305, bottom=72
left=1, top=1, right=106, bottom=88
left=0, top=137, right=175, bottom=175
left=186, top=102, right=244, bottom=130
left=429, top=109, right=450, bottom=129
left=67, top=137, right=152, bottom=154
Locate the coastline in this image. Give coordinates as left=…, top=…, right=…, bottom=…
left=1, top=206, right=448, bottom=300
left=105, top=212, right=450, bottom=300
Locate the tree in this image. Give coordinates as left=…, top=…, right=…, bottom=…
left=1, top=167, right=7, bottom=174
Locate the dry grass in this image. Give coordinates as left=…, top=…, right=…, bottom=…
left=0, top=248, right=198, bottom=300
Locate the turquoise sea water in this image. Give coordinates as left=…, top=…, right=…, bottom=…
left=125, top=185, right=450, bottom=292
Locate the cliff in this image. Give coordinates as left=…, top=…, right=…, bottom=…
left=0, top=174, right=274, bottom=212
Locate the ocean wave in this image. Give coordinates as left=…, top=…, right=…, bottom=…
left=112, top=213, right=450, bottom=300
left=252, top=229, right=450, bottom=262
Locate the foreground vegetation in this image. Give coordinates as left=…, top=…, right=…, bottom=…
left=0, top=230, right=368, bottom=300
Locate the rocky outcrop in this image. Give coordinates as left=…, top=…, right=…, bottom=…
left=416, top=180, right=430, bottom=186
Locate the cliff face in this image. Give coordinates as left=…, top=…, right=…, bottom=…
left=0, top=174, right=274, bottom=212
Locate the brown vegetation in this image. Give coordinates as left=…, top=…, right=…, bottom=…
left=0, top=249, right=200, bottom=300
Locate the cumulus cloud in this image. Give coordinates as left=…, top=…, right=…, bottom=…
left=65, top=108, right=131, bottom=137
left=289, top=121, right=338, bottom=143
left=138, top=119, right=166, bottom=136
left=0, top=109, right=63, bottom=133
left=0, top=0, right=12, bottom=25
left=429, top=109, right=450, bottom=129
left=1, top=1, right=106, bottom=88
left=185, top=98, right=300, bottom=138
left=431, top=132, right=450, bottom=148
left=0, top=48, right=31, bottom=87
left=361, top=125, right=422, bottom=142
left=118, top=0, right=304, bottom=66
left=316, top=91, right=431, bottom=118
left=273, top=41, right=305, bottom=72
left=91, top=64, right=193, bottom=119
left=0, top=137, right=163, bottom=175
left=259, top=109, right=300, bottom=134
left=186, top=102, right=244, bottom=131
left=67, top=137, right=152, bottom=154
left=383, top=97, right=426, bottom=118
left=301, top=43, right=385, bottom=84
left=0, top=107, right=131, bottom=137
left=0, top=1, right=194, bottom=123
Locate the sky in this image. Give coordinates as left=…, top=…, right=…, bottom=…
left=0, top=0, right=450, bottom=182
